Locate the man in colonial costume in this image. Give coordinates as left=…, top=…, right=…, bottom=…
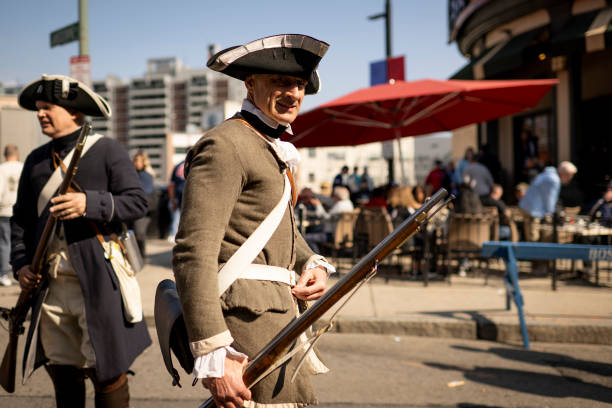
left=12, top=74, right=150, bottom=407
left=173, top=34, right=333, bottom=407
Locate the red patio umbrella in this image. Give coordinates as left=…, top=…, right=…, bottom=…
left=288, top=78, right=558, bottom=148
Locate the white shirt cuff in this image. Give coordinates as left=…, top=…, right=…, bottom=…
left=192, top=346, right=248, bottom=379
left=306, top=259, right=336, bottom=275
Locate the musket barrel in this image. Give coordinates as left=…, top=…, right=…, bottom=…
left=0, top=123, right=91, bottom=393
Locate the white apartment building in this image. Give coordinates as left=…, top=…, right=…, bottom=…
left=91, top=75, right=128, bottom=144
left=128, top=70, right=174, bottom=178
left=122, top=57, right=244, bottom=181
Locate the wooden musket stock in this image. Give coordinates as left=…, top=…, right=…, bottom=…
left=0, top=123, right=91, bottom=393
left=199, top=188, right=450, bottom=407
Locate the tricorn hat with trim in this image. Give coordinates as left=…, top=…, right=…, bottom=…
left=18, top=74, right=111, bottom=118
left=207, top=34, right=329, bottom=95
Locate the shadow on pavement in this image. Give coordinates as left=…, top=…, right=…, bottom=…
left=451, top=345, right=612, bottom=377
left=146, top=248, right=172, bottom=269
left=418, top=309, right=508, bottom=341
left=425, top=362, right=612, bottom=403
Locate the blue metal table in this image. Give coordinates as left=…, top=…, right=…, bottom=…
left=481, top=241, right=612, bottom=349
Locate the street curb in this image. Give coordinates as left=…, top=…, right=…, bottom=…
left=144, top=315, right=612, bottom=346
left=312, top=316, right=612, bottom=345
left=314, top=317, right=477, bottom=339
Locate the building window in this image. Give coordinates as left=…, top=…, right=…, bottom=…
left=308, top=148, right=316, bottom=158
left=513, top=112, right=553, bottom=184
left=191, top=76, right=208, bottom=86
left=327, top=152, right=346, bottom=160
left=131, top=94, right=166, bottom=100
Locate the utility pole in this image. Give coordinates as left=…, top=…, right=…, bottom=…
left=79, top=0, right=89, bottom=56
left=368, top=0, right=392, bottom=58
left=368, top=0, right=395, bottom=185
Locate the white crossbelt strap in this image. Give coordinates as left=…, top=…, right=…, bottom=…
left=37, top=133, right=103, bottom=216
left=215, top=172, right=329, bottom=381
left=217, top=173, right=292, bottom=296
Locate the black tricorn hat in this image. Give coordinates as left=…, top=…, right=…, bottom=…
left=207, top=34, right=329, bottom=95
left=18, top=74, right=111, bottom=118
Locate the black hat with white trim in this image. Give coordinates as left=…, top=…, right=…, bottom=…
left=207, top=34, right=329, bottom=95
left=18, top=74, right=111, bottom=118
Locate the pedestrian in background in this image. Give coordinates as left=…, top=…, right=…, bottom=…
left=347, top=165, right=361, bottom=195
left=132, top=151, right=154, bottom=258
left=361, top=166, right=374, bottom=192
left=442, top=160, right=457, bottom=196
left=455, top=175, right=484, bottom=215
left=166, top=160, right=185, bottom=242
left=454, top=147, right=474, bottom=187
left=0, top=144, right=23, bottom=286
left=333, top=164, right=350, bottom=189
left=424, top=159, right=445, bottom=195
left=463, top=152, right=494, bottom=199
left=12, top=74, right=150, bottom=408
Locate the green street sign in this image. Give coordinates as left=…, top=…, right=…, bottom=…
left=50, top=22, right=79, bottom=47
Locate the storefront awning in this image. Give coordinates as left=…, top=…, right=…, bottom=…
left=551, top=7, right=612, bottom=55
left=451, top=28, right=542, bottom=80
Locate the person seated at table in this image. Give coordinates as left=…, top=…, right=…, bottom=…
left=328, top=186, right=354, bottom=216
left=296, top=187, right=328, bottom=252
left=364, top=186, right=388, bottom=208
left=589, top=182, right=612, bottom=227
left=388, top=186, right=419, bottom=228
left=558, top=161, right=583, bottom=211
left=514, top=182, right=529, bottom=204
left=412, top=185, right=425, bottom=206
left=351, top=178, right=372, bottom=206
left=322, top=186, right=356, bottom=244
left=481, top=184, right=512, bottom=240
left=387, top=185, right=424, bottom=275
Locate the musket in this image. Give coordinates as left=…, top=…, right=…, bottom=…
left=198, top=188, right=452, bottom=408
left=0, top=123, right=91, bottom=393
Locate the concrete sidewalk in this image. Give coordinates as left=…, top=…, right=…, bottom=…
left=2, top=239, right=611, bottom=346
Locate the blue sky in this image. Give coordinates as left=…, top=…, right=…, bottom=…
left=1, top=0, right=467, bottom=111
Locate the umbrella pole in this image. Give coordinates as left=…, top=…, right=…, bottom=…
left=395, top=128, right=407, bottom=186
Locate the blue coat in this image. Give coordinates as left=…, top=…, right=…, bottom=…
left=10, top=130, right=151, bottom=382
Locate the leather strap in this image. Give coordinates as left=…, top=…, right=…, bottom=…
left=233, top=117, right=297, bottom=207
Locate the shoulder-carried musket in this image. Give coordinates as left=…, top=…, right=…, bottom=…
left=155, top=188, right=452, bottom=407
left=0, top=123, right=91, bottom=393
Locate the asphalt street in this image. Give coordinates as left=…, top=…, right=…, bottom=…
left=1, top=329, right=611, bottom=407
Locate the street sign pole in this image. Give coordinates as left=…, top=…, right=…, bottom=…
left=79, top=0, right=89, bottom=56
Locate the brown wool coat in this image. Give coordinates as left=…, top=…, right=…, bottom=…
left=172, top=118, right=322, bottom=405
